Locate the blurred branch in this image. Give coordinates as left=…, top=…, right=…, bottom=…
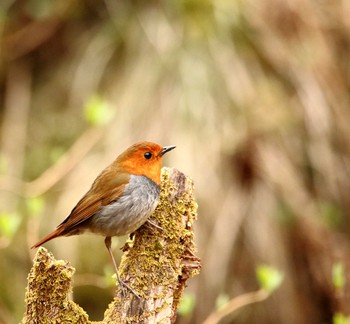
left=202, top=289, right=270, bottom=324
left=23, top=127, right=103, bottom=197
left=3, top=1, right=74, bottom=60
left=23, top=167, right=201, bottom=323
left=4, top=18, right=62, bottom=60
left=0, top=60, right=31, bottom=215
left=0, top=127, right=103, bottom=198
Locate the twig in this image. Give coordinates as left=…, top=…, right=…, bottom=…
left=24, top=128, right=103, bottom=197
left=202, top=289, right=270, bottom=324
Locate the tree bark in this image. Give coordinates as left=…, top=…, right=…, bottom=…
left=23, top=167, right=201, bottom=324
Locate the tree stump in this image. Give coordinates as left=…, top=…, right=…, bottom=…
left=23, top=167, right=201, bottom=324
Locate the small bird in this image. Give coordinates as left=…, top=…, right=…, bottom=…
left=32, top=141, right=175, bottom=296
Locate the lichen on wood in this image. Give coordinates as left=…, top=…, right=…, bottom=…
left=23, top=167, right=201, bottom=324
left=23, top=247, right=89, bottom=324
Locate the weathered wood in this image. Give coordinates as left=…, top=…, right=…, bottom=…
left=23, top=167, right=201, bottom=324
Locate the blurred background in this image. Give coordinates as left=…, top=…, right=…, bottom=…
left=1, top=0, right=350, bottom=323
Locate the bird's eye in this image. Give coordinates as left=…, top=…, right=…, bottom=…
left=144, top=152, right=152, bottom=160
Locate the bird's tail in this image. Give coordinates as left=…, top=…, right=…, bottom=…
left=31, top=227, right=65, bottom=249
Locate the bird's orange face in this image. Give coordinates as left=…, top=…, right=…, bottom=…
left=115, top=142, right=175, bottom=184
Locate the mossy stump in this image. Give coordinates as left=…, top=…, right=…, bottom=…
left=23, top=167, right=201, bottom=324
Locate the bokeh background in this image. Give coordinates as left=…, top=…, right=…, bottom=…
left=1, top=0, right=350, bottom=323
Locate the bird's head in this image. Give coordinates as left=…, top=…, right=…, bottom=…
left=115, top=142, right=176, bottom=184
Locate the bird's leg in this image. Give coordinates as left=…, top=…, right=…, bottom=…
left=145, top=218, right=164, bottom=231
left=104, top=236, right=140, bottom=298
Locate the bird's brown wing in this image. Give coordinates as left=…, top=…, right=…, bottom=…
left=58, top=171, right=130, bottom=231
left=31, top=170, right=130, bottom=248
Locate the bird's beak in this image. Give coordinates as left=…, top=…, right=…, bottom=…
left=158, top=145, right=176, bottom=157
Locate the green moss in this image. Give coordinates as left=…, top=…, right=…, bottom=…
left=117, top=168, right=198, bottom=295
left=23, top=247, right=89, bottom=324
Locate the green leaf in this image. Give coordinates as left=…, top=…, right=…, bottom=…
left=26, top=197, right=45, bottom=217
left=178, top=293, right=196, bottom=316
left=256, top=265, right=284, bottom=293
left=0, top=212, right=21, bottom=238
left=333, top=313, right=350, bottom=324
left=84, top=94, right=111, bottom=126
left=332, top=262, right=346, bottom=290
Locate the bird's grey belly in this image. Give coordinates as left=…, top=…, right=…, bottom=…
left=87, top=175, right=160, bottom=237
